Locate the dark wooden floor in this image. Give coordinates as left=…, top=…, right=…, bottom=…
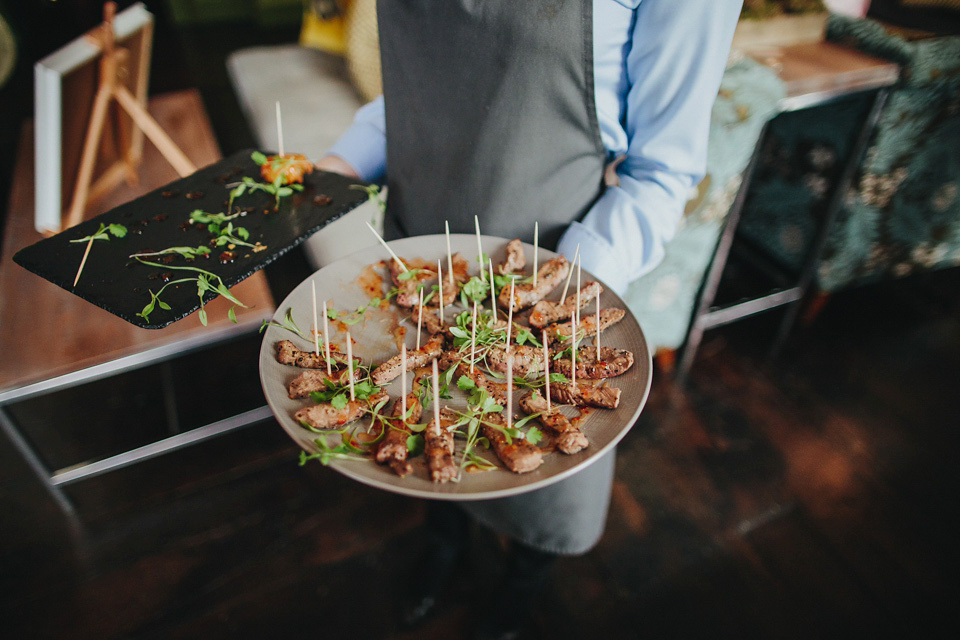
left=2, top=8, right=959, bottom=640
left=3, top=263, right=958, bottom=640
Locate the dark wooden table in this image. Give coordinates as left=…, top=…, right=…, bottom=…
left=676, top=41, right=900, bottom=380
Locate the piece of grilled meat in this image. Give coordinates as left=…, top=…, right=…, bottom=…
left=482, top=412, right=543, bottom=473
left=486, top=344, right=545, bottom=377
left=276, top=340, right=350, bottom=368
left=551, top=346, right=634, bottom=380
left=528, top=281, right=602, bottom=328
left=498, top=238, right=526, bottom=275
left=410, top=304, right=447, bottom=335
left=389, top=253, right=469, bottom=308
left=375, top=393, right=423, bottom=477
left=450, top=359, right=508, bottom=406
left=426, top=408, right=460, bottom=483
left=371, top=333, right=445, bottom=386
left=287, top=367, right=364, bottom=399
left=519, top=390, right=589, bottom=454
left=546, top=308, right=626, bottom=344
left=549, top=381, right=620, bottom=409
left=294, top=390, right=388, bottom=429
left=498, top=255, right=568, bottom=313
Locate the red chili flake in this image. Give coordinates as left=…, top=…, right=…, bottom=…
left=219, top=251, right=235, bottom=264
left=161, top=189, right=179, bottom=198
left=153, top=213, right=168, bottom=222
left=313, top=194, right=332, bottom=206
left=186, top=191, right=204, bottom=200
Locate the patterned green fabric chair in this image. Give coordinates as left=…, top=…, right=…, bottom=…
left=737, top=13, right=960, bottom=293
left=622, top=56, right=785, bottom=352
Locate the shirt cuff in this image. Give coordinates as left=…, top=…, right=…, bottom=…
left=326, top=119, right=387, bottom=183
left=557, top=221, right=631, bottom=295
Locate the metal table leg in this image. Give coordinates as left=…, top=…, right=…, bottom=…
left=676, top=86, right=892, bottom=382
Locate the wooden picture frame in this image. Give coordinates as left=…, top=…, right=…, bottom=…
left=34, top=2, right=153, bottom=235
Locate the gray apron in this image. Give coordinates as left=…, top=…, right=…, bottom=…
left=378, top=0, right=614, bottom=555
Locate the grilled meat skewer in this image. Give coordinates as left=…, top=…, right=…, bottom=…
left=549, top=382, right=620, bottom=409
left=287, top=367, right=364, bottom=399
left=390, top=253, right=470, bottom=308
left=482, top=412, right=543, bottom=473
left=276, top=340, right=350, bottom=368
left=295, top=391, right=388, bottom=429
left=498, top=255, right=569, bottom=313
left=371, top=333, right=445, bottom=386
left=375, top=393, right=423, bottom=477
left=486, top=344, right=545, bottom=377
left=546, top=308, right=626, bottom=343
left=528, top=281, right=603, bottom=328
left=426, top=408, right=460, bottom=483
left=520, top=391, right=589, bottom=454
left=551, top=346, right=634, bottom=380
left=498, top=238, right=526, bottom=275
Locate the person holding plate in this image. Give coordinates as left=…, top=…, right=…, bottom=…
left=316, top=1, right=742, bottom=637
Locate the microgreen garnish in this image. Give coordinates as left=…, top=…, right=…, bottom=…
left=309, top=376, right=379, bottom=408
left=459, top=275, right=490, bottom=308
left=228, top=175, right=303, bottom=211
left=299, top=436, right=368, bottom=465
left=349, top=183, right=387, bottom=217
left=129, top=245, right=211, bottom=260
left=190, top=209, right=243, bottom=227
left=396, top=268, right=426, bottom=282
left=259, top=307, right=307, bottom=339
left=70, top=222, right=127, bottom=286
left=134, top=258, right=246, bottom=326
left=406, top=434, right=425, bottom=456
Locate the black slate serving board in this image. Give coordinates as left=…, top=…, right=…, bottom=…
left=14, top=149, right=370, bottom=329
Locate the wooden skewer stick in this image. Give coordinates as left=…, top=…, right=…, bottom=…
left=431, top=359, right=441, bottom=431
left=346, top=331, right=355, bottom=401
left=416, top=288, right=424, bottom=351
left=506, top=276, right=516, bottom=347
left=506, top=347, right=513, bottom=430
left=275, top=101, right=284, bottom=157
left=561, top=243, right=580, bottom=300
left=401, top=343, right=407, bottom=419
left=576, top=255, right=582, bottom=329
left=488, top=258, right=497, bottom=320
left=312, top=281, right=319, bottom=356
left=542, top=329, right=551, bottom=410
left=365, top=221, right=407, bottom=272
left=571, top=310, right=577, bottom=391
left=470, top=301, right=478, bottom=375
left=533, top=221, right=539, bottom=287
left=596, top=293, right=602, bottom=361
left=322, top=300, right=332, bottom=376
left=437, top=259, right=444, bottom=326
left=72, top=236, right=96, bottom=287
left=474, top=215, right=484, bottom=268
left=445, top=221, right=454, bottom=288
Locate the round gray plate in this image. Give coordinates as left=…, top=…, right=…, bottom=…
left=259, top=234, right=652, bottom=500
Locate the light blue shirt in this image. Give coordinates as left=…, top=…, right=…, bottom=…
left=328, top=0, right=742, bottom=293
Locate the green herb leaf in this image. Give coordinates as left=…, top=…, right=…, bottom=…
left=406, top=434, right=424, bottom=457
left=525, top=426, right=543, bottom=445
left=107, top=223, right=127, bottom=238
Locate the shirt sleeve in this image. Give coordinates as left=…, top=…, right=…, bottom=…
left=325, top=95, right=388, bottom=182
left=557, top=0, right=742, bottom=294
